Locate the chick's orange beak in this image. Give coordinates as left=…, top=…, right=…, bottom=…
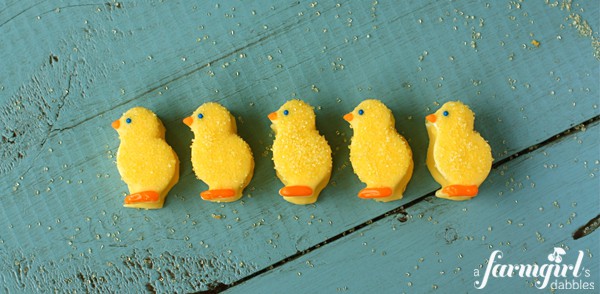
left=268, top=112, right=277, bottom=121
left=111, top=119, right=120, bottom=129
left=183, top=116, right=193, bottom=126
left=343, top=113, right=354, bottom=122
left=426, top=114, right=437, bottom=123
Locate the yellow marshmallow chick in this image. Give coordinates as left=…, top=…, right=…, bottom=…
left=344, top=99, right=414, bottom=202
left=268, top=100, right=332, bottom=205
left=425, top=101, right=493, bottom=201
left=183, top=102, right=254, bottom=202
left=112, top=107, right=180, bottom=209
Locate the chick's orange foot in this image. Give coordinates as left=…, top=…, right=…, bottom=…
left=438, top=185, right=478, bottom=198
left=279, top=186, right=313, bottom=197
left=358, top=187, right=393, bottom=199
left=124, top=191, right=160, bottom=204
left=201, top=189, right=236, bottom=200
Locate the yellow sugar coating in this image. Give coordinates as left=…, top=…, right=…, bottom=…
left=271, top=100, right=332, bottom=205
left=188, top=102, right=254, bottom=202
left=115, top=107, right=179, bottom=209
left=346, top=99, right=413, bottom=202
left=426, top=101, right=493, bottom=200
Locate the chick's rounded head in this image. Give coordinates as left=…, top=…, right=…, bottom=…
left=426, top=101, right=475, bottom=131
left=185, top=102, right=235, bottom=135
left=112, top=107, right=165, bottom=139
left=344, top=99, right=394, bottom=131
left=269, top=99, right=316, bottom=132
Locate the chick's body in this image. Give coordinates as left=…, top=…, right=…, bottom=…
left=270, top=100, right=332, bottom=205
left=192, top=136, right=253, bottom=191
left=272, top=128, right=331, bottom=188
left=426, top=101, right=492, bottom=200
left=113, top=107, right=179, bottom=209
left=345, top=100, right=413, bottom=202
left=118, top=139, right=179, bottom=193
left=185, top=102, right=254, bottom=202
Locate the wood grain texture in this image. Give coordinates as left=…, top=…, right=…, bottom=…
left=1, top=0, right=598, bottom=292
left=227, top=122, right=600, bottom=293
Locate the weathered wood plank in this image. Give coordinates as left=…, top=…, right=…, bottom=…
left=226, top=122, right=600, bottom=294
left=0, top=1, right=598, bottom=292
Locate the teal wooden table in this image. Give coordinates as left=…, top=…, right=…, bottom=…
left=1, top=1, right=599, bottom=293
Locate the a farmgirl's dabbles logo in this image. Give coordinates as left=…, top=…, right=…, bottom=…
left=473, top=247, right=595, bottom=290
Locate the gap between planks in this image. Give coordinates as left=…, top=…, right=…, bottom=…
left=193, top=114, right=600, bottom=294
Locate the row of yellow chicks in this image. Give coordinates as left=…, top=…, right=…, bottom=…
left=112, top=100, right=492, bottom=209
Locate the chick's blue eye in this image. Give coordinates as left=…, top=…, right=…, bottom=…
left=443, top=111, right=449, bottom=117
left=358, top=109, right=364, bottom=115
left=283, top=110, right=289, bottom=115
left=197, top=113, right=204, bottom=119
left=125, top=118, right=132, bottom=124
